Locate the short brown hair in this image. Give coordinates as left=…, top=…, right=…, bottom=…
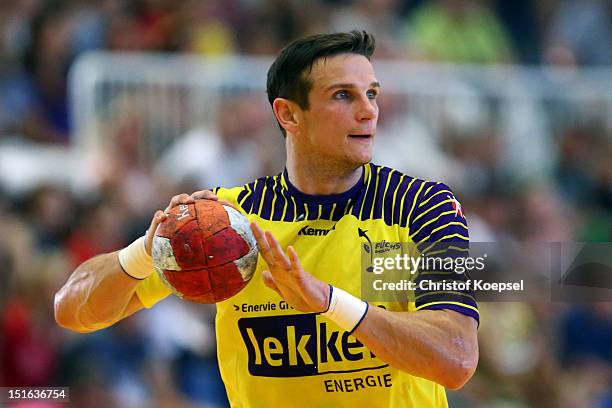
left=266, top=31, right=376, bottom=136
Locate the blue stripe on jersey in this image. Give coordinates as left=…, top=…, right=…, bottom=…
left=236, top=188, right=248, bottom=205
left=320, top=202, right=334, bottom=220
left=351, top=166, right=373, bottom=219
left=417, top=303, right=480, bottom=323
left=371, top=167, right=391, bottom=220
left=241, top=183, right=255, bottom=213
left=260, top=178, right=275, bottom=220
left=306, top=202, right=319, bottom=220
left=271, top=176, right=285, bottom=221
left=401, top=179, right=425, bottom=228
left=392, top=176, right=413, bottom=226
left=362, top=165, right=380, bottom=219
left=333, top=199, right=351, bottom=221
left=253, top=177, right=266, bottom=214
left=383, top=171, right=401, bottom=226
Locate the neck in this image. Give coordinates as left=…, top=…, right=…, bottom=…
left=286, top=137, right=364, bottom=195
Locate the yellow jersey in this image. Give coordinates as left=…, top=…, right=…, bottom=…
left=136, top=163, right=478, bottom=407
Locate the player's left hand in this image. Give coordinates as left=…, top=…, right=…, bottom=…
left=251, top=222, right=330, bottom=313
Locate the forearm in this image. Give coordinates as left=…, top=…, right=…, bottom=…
left=353, top=307, right=478, bottom=389
left=249, top=224, right=479, bottom=389
left=54, top=252, right=142, bottom=333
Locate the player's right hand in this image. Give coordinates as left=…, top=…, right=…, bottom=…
left=144, top=190, right=218, bottom=255
left=251, top=221, right=330, bottom=313
left=164, top=190, right=218, bottom=212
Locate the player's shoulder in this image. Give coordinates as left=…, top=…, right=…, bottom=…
left=213, top=174, right=280, bottom=212
left=368, top=163, right=463, bottom=227
left=214, top=174, right=276, bottom=193
left=368, top=162, right=454, bottom=201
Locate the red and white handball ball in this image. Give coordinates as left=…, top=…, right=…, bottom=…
left=152, top=199, right=258, bottom=303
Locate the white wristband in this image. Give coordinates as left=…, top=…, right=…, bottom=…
left=321, top=286, right=369, bottom=334
left=118, top=236, right=154, bottom=280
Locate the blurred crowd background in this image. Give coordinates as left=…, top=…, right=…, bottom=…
left=1, top=0, right=612, bottom=407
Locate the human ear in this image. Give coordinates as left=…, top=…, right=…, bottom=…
left=273, top=98, right=300, bottom=135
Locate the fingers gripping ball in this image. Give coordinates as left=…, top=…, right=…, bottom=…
left=152, top=199, right=258, bottom=303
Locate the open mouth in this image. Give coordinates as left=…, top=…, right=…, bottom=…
left=348, top=134, right=372, bottom=139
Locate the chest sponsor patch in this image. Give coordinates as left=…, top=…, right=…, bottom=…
left=238, top=314, right=386, bottom=377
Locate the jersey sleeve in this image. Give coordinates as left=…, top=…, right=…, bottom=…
left=408, top=182, right=479, bottom=323
left=135, top=271, right=173, bottom=308
left=214, top=185, right=253, bottom=214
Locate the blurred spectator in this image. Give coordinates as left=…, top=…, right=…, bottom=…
left=460, top=302, right=562, bottom=407
left=373, top=92, right=464, bottom=184
left=493, top=0, right=541, bottom=64
left=235, top=0, right=327, bottom=55
left=1, top=294, right=59, bottom=387
left=0, top=194, right=33, bottom=303
left=65, top=198, right=128, bottom=267
left=140, top=298, right=227, bottom=406
left=558, top=304, right=612, bottom=407
left=21, top=4, right=75, bottom=143
left=406, top=0, right=515, bottom=63
left=329, top=0, right=405, bottom=56
left=58, top=321, right=150, bottom=408
left=514, top=185, right=574, bottom=242
left=593, top=146, right=612, bottom=212
left=0, top=63, right=35, bottom=140
left=105, top=7, right=148, bottom=51
left=176, top=0, right=238, bottom=55
left=556, top=125, right=603, bottom=206
left=560, top=303, right=612, bottom=366
left=1, top=213, right=68, bottom=390
left=25, top=184, right=75, bottom=251
left=156, top=94, right=281, bottom=188
left=544, top=0, right=612, bottom=67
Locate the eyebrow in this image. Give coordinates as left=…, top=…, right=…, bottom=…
left=325, top=81, right=381, bottom=91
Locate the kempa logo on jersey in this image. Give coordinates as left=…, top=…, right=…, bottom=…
left=238, top=314, right=382, bottom=377
left=298, top=224, right=336, bottom=236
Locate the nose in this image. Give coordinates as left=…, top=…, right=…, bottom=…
left=356, top=95, right=378, bottom=122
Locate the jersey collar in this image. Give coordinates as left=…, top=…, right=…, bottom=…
left=281, top=165, right=367, bottom=206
